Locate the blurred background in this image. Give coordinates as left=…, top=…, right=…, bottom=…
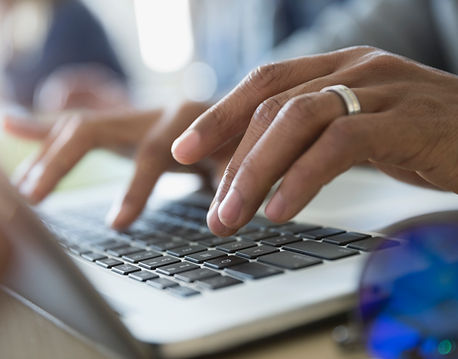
left=0, top=0, right=454, bottom=188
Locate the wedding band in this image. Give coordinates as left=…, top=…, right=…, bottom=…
left=320, top=85, right=361, bottom=115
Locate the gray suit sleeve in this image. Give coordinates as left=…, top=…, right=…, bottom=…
left=269, top=0, right=446, bottom=70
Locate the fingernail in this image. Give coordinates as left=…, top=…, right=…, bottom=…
left=171, top=129, right=200, bottom=162
left=265, top=191, right=286, bottom=221
left=207, top=201, right=233, bottom=235
left=218, top=187, right=243, bottom=227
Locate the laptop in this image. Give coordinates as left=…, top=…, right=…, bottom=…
left=0, top=168, right=409, bottom=358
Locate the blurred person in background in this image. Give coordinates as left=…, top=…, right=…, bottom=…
left=0, top=0, right=129, bottom=112
left=3, top=0, right=458, bottom=233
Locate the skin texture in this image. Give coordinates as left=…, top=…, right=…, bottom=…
left=171, top=46, right=458, bottom=236
left=4, top=102, right=236, bottom=229
left=0, top=233, right=9, bottom=280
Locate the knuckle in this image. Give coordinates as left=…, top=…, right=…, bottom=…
left=252, top=97, right=283, bottom=130
left=246, top=63, right=283, bottom=92
left=280, top=95, right=322, bottom=128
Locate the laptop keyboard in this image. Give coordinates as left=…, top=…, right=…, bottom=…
left=42, top=199, right=399, bottom=299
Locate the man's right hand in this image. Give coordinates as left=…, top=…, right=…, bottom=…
left=3, top=102, right=234, bottom=230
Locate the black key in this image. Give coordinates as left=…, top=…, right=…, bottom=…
left=107, top=246, right=143, bottom=257
left=284, top=240, right=359, bottom=260
left=204, top=256, right=248, bottom=269
left=225, top=262, right=283, bottom=280
left=149, top=238, right=189, bottom=251
left=216, top=240, right=256, bottom=253
left=270, top=223, right=321, bottom=234
left=235, top=226, right=259, bottom=235
left=196, top=275, right=243, bottom=290
left=95, top=239, right=128, bottom=251
left=167, top=286, right=200, bottom=297
left=112, top=264, right=141, bottom=275
left=236, top=245, right=279, bottom=259
left=147, top=278, right=179, bottom=289
left=348, top=237, right=399, bottom=252
left=175, top=268, right=219, bottom=283
left=167, top=244, right=207, bottom=257
left=156, top=262, right=199, bottom=276
left=139, top=256, right=180, bottom=269
left=299, top=227, right=345, bottom=240
left=185, top=250, right=227, bottom=263
left=258, top=251, right=321, bottom=270
left=128, top=270, right=159, bottom=282
left=198, top=236, right=237, bottom=247
left=81, top=252, right=107, bottom=262
left=323, top=232, right=370, bottom=246
left=96, top=258, right=124, bottom=268
left=260, top=235, right=301, bottom=247
left=123, top=250, right=162, bottom=263
left=240, top=232, right=278, bottom=242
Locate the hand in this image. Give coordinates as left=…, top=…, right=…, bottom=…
left=4, top=102, right=224, bottom=229
left=172, top=46, right=458, bottom=236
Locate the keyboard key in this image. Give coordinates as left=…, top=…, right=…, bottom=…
left=196, top=276, right=243, bottom=290
left=123, top=250, right=162, bottom=263
left=156, top=262, right=199, bottom=276
left=139, top=256, right=180, bottom=269
left=68, top=245, right=91, bottom=255
left=348, top=237, right=399, bottom=252
left=225, top=262, right=283, bottom=280
left=149, top=238, right=189, bottom=251
left=167, top=286, right=200, bottom=298
left=184, top=232, right=214, bottom=241
left=128, top=270, right=159, bottom=282
left=299, top=227, right=345, bottom=240
left=107, top=246, right=143, bottom=257
left=112, top=264, right=141, bottom=275
left=284, top=241, right=359, bottom=260
left=198, top=236, right=237, bottom=247
left=167, top=244, right=207, bottom=257
left=175, top=268, right=219, bottom=283
left=81, top=252, right=107, bottom=262
left=236, top=245, right=279, bottom=259
left=323, top=232, right=370, bottom=246
left=270, top=223, right=321, bottom=234
left=204, top=256, right=248, bottom=269
left=240, top=232, right=278, bottom=241
left=260, top=235, right=301, bottom=247
left=147, top=278, right=179, bottom=289
left=216, top=240, right=256, bottom=253
left=96, top=258, right=124, bottom=268
left=185, top=250, right=227, bottom=263
left=95, top=239, right=128, bottom=251
left=258, top=251, right=322, bottom=270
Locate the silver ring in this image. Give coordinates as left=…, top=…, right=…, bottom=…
left=320, top=84, right=361, bottom=115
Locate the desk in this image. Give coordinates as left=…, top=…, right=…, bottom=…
left=0, top=288, right=367, bottom=359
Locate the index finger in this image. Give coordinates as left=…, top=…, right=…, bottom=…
left=172, top=53, right=339, bottom=165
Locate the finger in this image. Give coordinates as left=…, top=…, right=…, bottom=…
left=15, top=118, right=69, bottom=188
left=172, top=53, right=339, bottom=165
left=19, top=122, right=94, bottom=203
left=212, top=91, right=348, bottom=232
left=106, top=103, right=199, bottom=229
left=372, top=162, right=440, bottom=190
left=2, top=115, right=51, bottom=140
left=265, top=113, right=383, bottom=222
left=107, top=140, right=171, bottom=230
left=207, top=76, right=347, bottom=229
